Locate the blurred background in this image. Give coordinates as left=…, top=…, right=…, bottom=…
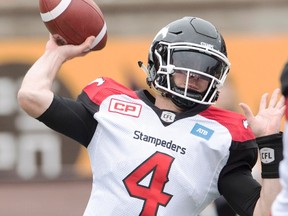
left=0, top=0, right=288, bottom=215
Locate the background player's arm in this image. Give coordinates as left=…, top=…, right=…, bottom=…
left=18, top=35, right=95, bottom=118
left=240, top=89, right=285, bottom=216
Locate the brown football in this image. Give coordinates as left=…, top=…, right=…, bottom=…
left=39, top=0, right=107, bottom=51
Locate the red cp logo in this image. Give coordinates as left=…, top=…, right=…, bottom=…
left=109, top=98, right=142, bottom=117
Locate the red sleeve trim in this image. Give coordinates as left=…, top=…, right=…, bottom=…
left=201, top=106, right=255, bottom=142
left=83, top=77, right=139, bottom=105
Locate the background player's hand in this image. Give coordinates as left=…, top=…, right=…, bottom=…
left=239, top=88, right=285, bottom=137
left=45, top=34, right=95, bottom=62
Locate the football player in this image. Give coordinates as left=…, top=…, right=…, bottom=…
left=271, top=63, right=288, bottom=216
left=18, top=17, right=285, bottom=216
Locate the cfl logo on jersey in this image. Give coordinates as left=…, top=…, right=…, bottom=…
left=191, top=123, right=214, bottom=140
left=260, top=147, right=275, bottom=164
left=161, top=111, right=176, bottom=123
left=109, top=98, right=142, bottom=118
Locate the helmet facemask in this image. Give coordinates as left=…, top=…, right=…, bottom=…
left=150, top=41, right=231, bottom=108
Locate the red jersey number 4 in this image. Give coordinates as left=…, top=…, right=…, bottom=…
left=123, top=151, right=174, bottom=216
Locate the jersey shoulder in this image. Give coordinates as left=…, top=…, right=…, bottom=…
left=200, top=106, right=255, bottom=142
left=82, top=77, right=139, bottom=105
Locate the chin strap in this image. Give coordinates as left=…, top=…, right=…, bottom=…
left=170, top=89, right=200, bottom=110
left=138, top=61, right=153, bottom=83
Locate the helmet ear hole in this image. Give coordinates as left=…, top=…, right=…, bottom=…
left=154, top=43, right=168, bottom=67
left=156, top=43, right=167, bottom=56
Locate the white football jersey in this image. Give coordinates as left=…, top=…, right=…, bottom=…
left=78, top=77, right=255, bottom=216
left=271, top=122, right=288, bottom=216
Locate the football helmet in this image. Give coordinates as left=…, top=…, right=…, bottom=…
left=141, top=17, right=231, bottom=109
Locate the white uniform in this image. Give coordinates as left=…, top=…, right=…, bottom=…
left=271, top=122, right=288, bottom=216
left=77, top=77, right=255, bottom=216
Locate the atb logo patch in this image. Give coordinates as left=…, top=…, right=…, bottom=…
left=191, top=123, right=214, bottom=140
left=109, top=98, right=142, bottom=117
left=260, top=147, right=275, bottom=163
left=160, top=111, right=176, bottom=123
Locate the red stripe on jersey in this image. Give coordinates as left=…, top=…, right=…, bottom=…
left=201, top=106, right=255, bottom=142
left=83, top=77, right=139, bottom=105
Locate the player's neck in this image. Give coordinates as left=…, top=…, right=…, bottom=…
left=154, top=94, right=182, bottom=113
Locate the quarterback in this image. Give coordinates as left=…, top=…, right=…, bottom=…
left=18, top=17, right=285, bottom=216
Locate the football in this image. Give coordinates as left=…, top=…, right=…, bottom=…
left=39, top=0, right=107, bottom=51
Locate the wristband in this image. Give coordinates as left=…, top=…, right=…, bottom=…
left=256, top=132, right=283, bottom=178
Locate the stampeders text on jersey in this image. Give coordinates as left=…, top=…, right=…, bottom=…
left=133, top=130, right=186, bottom=155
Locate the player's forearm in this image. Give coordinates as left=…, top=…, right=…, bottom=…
left=254, top=132, right=283, bottom=216
left=253, top=178, right=281, bottom=216
left=18, top=50, right=64, bottom=118
left=271, top=160, right=288, bottom=215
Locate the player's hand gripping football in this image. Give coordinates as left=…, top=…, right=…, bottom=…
left=45, top=34, right=96, bottom=62
left=239, top=88, right=285, bottom=137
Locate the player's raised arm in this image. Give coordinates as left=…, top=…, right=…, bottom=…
left=17, top=35, right=95, bottom=118
left=240, top=88, right=285, bottom=216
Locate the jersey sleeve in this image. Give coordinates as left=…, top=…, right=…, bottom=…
left=202, top=106, right=260, bottom=215
left=37, top=95, right=97, bottom=147
left=218, top=139, right=260, bottom=216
